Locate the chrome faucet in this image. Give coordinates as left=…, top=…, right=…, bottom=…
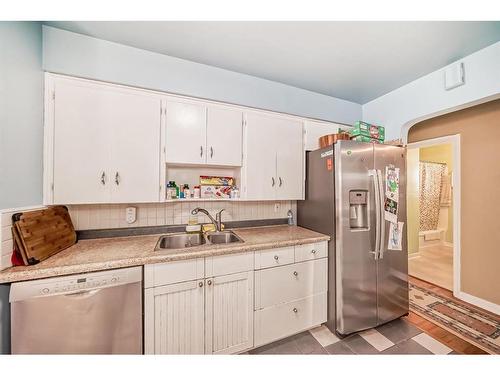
left=191, top=208, right=225, bottom=232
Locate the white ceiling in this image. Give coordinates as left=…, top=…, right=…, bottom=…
left=45, top=21, right=500, bottom=104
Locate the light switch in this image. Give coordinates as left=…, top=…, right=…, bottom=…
left=126, top=207, right=137, bottom=224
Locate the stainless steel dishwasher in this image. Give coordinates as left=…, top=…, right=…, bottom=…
left=10, top=266, right=142, bottom=354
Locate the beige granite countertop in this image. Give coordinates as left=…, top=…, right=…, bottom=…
left=0, top=225, right=329, bottom=283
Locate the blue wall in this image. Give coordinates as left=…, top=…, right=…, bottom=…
left=0, top=22, right=43, bottom=210
left=42, top=26, right=361, bottom=125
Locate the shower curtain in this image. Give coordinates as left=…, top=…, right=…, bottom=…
left=419, top=161, right=446, bottom=231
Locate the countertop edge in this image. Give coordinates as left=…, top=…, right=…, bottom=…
left=0, top=234, right=330, bottom=284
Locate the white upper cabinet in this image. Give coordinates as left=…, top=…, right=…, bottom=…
left=52, top=80, right=112, bottom=204
left=245, top=112, right=304, bottom=200
left=165, top=100, right=207, bottom=165
left=50, top=78, right=161, bottom=204
left=304, top=120, right=344, bottom=151
left=244, top=112, right=277, bottom=200
left=165, top=100, right=243, bottom=166
left=275, top=117, right=304, bottom=200
left=109, top=92, right=161, bottom=203
left=206, top=106, right=243, bottom=166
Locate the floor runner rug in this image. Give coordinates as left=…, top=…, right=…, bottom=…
left=409, top=282, right=500, bottom=354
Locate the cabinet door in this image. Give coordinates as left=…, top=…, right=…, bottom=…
left=206, top=106, right=243, bottom=166
left=205, top=271, right=254, bottom=354
left=110, top=92, right=161, bottom=203
left=275, top=117, right=304, bottom=200
left=304, top=120, right=341, bottom=151
left=144, top=280, right=205, bottom=354
left=244, top=112, right=277, bottom=199
left=52, top=80, right=112, bottom=204
left=165, top=100, right=207, bottom=164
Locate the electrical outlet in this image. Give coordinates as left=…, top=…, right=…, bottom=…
left=274, top=203, right=280, bottom=212
left=126, top=207, right=137, bottom=224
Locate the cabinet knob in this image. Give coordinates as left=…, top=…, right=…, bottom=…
left=200, top=146, right=204, bottom=158
left=274, top=255, right=279, bottom=261
left=198, top=281, right=203, bottom=288
left=210, top=146, right=214, bottom=158
left=115, top=172, right=120, bottom=186
left=100, top=171, right=106, bottom=185
left=279, top=177, right=283, bottom=187
left=271, top=177, right=275, bottom=187
left=207, top=280, right=212, bottom=286
left=293, top=271, right=298, bottom=277
left=311, top=249, right=316, bottom=254
left=292, top=308, right=298, bottom=313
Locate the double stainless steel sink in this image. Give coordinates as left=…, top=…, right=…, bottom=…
left=155, top=231, right=243, bottom=251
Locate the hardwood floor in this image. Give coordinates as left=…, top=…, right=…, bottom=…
left=406, top=276, right=499, bottom=355
left=408, top=245, right=453, bottom=290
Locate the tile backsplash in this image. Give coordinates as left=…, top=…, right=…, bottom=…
left=67, top=201, right=297, bottom=231
left=0, top=201, right=296, bottom=270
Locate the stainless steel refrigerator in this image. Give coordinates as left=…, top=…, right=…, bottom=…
left=298, top=140, right=408, bottom=336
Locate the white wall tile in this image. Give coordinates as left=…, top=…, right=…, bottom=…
left=65, top=201, right=296, bottom=231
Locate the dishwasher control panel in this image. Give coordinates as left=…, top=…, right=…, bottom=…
left=9, top=266, right=143, bottom=302
left=41, top=274, right=121, bottom=295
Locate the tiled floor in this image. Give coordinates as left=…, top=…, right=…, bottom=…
left=247, top=318, right=456, bottom=355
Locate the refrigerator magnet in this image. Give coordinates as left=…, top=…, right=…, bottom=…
left=384, top=197, right=398, bottom=223
left=388, top=222, right=404, bottom=250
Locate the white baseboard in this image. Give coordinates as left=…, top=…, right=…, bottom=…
left=455, top=291, right=500, bottom=315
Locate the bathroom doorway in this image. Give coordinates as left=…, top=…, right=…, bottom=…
left=407, top=135, right=460, bottom=293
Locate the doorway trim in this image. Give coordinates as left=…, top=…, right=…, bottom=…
left=407, top=134, right=461, bottom=298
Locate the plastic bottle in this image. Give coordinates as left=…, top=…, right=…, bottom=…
left=183, top=184, right=190, bottom=199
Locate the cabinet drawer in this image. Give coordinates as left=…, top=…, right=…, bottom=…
left=254, top=293, right=327, bottom=347
left=254, top=258, right=327, bottom=309
left=205, top=252, right=254, bottom=278
left=144, top=258, right=205, bottom=288
left=254, top=246, right=294, bottom=270
left=295, top=241, right=328, bottom=262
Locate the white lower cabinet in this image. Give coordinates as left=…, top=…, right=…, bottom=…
left=254, top=293, right=327, bottom=347
left=144, top=279, right=205, bottom=354
left=205, top=271, right=254, bottom=354
left=144, top=240, right=328, bottom=354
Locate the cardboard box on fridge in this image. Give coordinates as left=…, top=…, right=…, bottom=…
left=351, top=121, right=385, bottom=140
left=351, top=135, right=384, bottom=144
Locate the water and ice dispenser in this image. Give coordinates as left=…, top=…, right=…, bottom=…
left=349, top=190, right=368, bottom=229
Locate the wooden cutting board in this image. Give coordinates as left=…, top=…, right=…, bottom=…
left=12, top=206, right=77, bottom=265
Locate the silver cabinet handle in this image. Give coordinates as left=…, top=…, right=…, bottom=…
left=198, top=281, right=203, bottom=288
left=271, top=177, right=275, bottom=187
left=100, top=171, right=106, bottom=185
left=274, top=255, right=279, bottom=261
left=311, top=249, right=316, bottom=254
left=210, top=146, right=213, bottom=158
left=292, top=308, right=298, bottom=313
left=115, top=172, right=120, bottom=186
left=293, top=271, right=298, bottom=276
left=279, top=177, right=283, bottom=187
left=200, top=146, right=203, bottom=158
left=207, top=280, right=212, bottom=286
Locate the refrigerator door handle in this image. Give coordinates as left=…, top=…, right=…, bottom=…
left=369, top=169, right=380, bottom=259
left=377, top=169, right=386, bottom=259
